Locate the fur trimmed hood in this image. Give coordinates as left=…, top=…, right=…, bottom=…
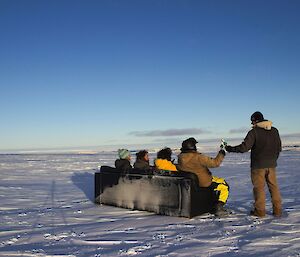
left=253, top=120, right=272, bottom=130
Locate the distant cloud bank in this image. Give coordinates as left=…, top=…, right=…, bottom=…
left=129, top=128, right=210, bottom=137
left=229, top=127, right=250, bottom=134
left=282, top=133, right=300, bottom=138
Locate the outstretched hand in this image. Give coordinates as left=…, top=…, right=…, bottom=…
left=219, top=149, right=226, bottom=156
left=225, top=145, right=234, bottom=152
left=220, top=139, right=235, bottom=152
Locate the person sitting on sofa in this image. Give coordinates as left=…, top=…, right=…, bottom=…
left=177, top=137, right=230, bottom=217
left=134, top=150, right=151, bottom=170
left=115, top=149, right=132, bottom=172
left=154, top=147, right=178, bottom=174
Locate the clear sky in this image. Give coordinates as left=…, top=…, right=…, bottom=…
left=0, top=0, right=300, bottom=151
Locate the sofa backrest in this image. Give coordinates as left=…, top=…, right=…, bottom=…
left=95, top=165, right=217, bottom=218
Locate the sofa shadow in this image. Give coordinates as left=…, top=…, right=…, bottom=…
left=71, top=171, right=95, bottom=202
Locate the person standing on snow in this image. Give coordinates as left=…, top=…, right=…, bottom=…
left=177, top=137, right=229, bottom=217
left=225, top=111, right=282, bottom=218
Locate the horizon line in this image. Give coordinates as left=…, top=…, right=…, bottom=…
left=1, top=133, right=300, bottom=154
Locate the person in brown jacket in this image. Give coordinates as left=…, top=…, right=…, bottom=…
left=177, top=137, right=229, bottom=216
left=226, top=111, right=282, bottom=218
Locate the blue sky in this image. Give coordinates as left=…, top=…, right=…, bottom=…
left=0, top=0, right=300, bottom=151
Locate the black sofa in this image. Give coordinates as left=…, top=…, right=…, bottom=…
left=95, top=166, right=218, bottom=218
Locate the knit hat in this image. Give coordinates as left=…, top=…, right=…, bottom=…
left=118, top=149, right=130, bottom=159
left=250, top=111, right=264, bottom=123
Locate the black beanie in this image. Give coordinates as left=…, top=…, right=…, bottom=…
left=251, top=111, right=264, bottom=122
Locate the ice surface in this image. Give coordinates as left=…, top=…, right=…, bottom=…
left=0, top=151, right=299, bottom=256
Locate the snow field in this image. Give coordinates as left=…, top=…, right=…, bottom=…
left=0, top=151, right=299, bottom=256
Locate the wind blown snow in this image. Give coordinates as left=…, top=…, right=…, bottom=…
left=0, top=150, right=299, bottom=257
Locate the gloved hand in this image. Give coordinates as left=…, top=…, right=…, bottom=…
left=219, top=149, right=226, bottom=156
left=225, top=145, right=234, bottom=152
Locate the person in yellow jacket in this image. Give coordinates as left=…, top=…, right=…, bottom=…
left=154, top=147, right=178, bottom=173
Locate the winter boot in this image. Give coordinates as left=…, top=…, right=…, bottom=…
left=273, top=207, right=282, bottom=218
left=214, top=202, right=229, bottom=217
left=250, top=209, right=266, bottom=218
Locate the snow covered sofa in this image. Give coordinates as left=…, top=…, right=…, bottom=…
left=94, top=166, right=218, bottom=218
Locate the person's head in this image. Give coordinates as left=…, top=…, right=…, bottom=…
left=118, top=149, right=131, bottom=160
left=180, top=137, right=198, bottom=152
left=157, top=147, right=172, bottom=161
left=136, top=150, right=149, bottom=162
left=250, top=111, right=264, bottom=125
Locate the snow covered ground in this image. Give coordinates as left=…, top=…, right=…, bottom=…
left=0, top=150, right=299, bottom=257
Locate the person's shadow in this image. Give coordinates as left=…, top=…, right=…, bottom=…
left=71, top=171, right=95, bottom=202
